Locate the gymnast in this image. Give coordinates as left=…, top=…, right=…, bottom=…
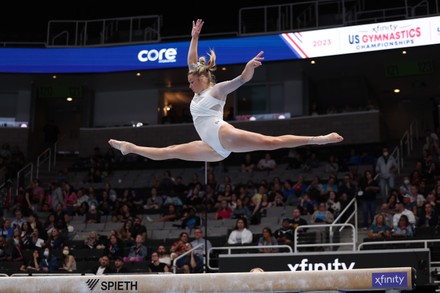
left=108, top=19, right=343, bottom=162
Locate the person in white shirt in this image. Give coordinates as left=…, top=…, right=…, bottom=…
left=227, top=217, right=253, bottom=245
left=375, top=147, right=397, bottom=202
left=392, top=202, right=416, bottom=228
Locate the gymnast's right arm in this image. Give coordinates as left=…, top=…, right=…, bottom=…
left=188, top=19, right=204, bottom=68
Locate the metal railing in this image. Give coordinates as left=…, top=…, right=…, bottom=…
left=36, top=148, right=51, bottom=179
left=47, top=15, right=161, bottom=47
left=206, top=244, right=293, bottom=271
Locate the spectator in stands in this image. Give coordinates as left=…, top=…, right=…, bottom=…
left=50, top=181, right=64, bottom=212
left=190, top=227, right=212, bottom=257
left=290, top=207, right=309, bottom=233
left=112, top=256, right=129, bottom=273
left=399, top=176, right=412, bottom=196
left=158, top=203, right=181, bottom=222
left=85, top=204, right=101, bottom=224
left=39, top=246, right=58, bottom=272
left=215, top=200, right=233, bottom=220
left=130, top=216, right=148, bottom=240
left=358, top=169, right=380, bottom=230
left=162, top=191, right=184, bottom=210
left=311, top=203, right=334, bottom=224
left=257, top=153, right=277, bottom=172
left=241, top=153, right=256, bottom=173
left=62, top=182, right=78, bottom=216
left=298, top=192, right=317, bottom=215
left=367, top=213, right=391, bottom=240
left=248, top=184, right=266, bottom=225
left=231, top=198, right=251, bottom=220
left=417, top=202, right=438, bottom=228
left=179, top=207, right=201, bottom=229
left=103, top=234, right=123, bottom=261
left=31, top=178, right=45, bottom=211
left=215, top=183, right=235, bottom=210
left=393, top=201, right=416, bottom=228
left=11, top=209, right=26, bottom=230
left=274, top=218, right=295, bottom=246
left=0, top=218, right=14, bottom=240
left=11, top=229, right=25, bottom=262
left=19, top=248, right=41, bottom=272
left=258, top=193, right=273, bottom=217
left=323, top=175, right=338, bottom=195
left=325, top=191, right=341, bottom=218
left=117, top=219, right=134, bottom=243
left=59, top=244, right=77, bottom=272
left=143, top=187, right=163, bottom=212
left=0, top=235, right=11, bottom=261
left=227, top=217, right=253, bottom=245
left=46, top=227, right=66, bottom=249
left=157, top=245, right=171, bottom=267
left=258, top=227, right=279, bottom=253
left=324, top=154, right=339, bottom=175
left=402, top=193, right=417, bottom=217
left=28, top=227, right=45, bottom=249
left=391, top=214, right=414, bottom=238
left=306, top=176, right=325, bottom=203
left=124, top=234, right=148, bottom=262
left=84, top=230, right=105, bottom=250
left=174, top=242, right=203, bottom=274
left=149, top=251, right=170, bottom=272
left=408, top=185, right=426, bottom=218
left=375, top=147, right=398, bottom=202
left=170, top=232, right=190, bottom=260
left=338, top=173, right=357, bottom=201
left=93, top=255, right=113, bottom=275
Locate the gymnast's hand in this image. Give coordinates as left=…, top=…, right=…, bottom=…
left=191, top=19, right=204, bottom=38
left=242, top=51, right=264, bottom=82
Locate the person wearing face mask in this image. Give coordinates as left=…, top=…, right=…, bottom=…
left=399, top=176, right=412, bottom=196
left=375, top=147, right=397, bottom=203
left=59, top=245, right=76, bottom=272
left=39, top=247, right=58, bottom=272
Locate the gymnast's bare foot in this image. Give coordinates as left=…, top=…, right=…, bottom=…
left=309, top=132, right=344, bottom=145
left=108, top=139, right=133, bottom=155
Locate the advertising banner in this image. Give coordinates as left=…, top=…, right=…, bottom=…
left=218, top=248, right=430, bottom=285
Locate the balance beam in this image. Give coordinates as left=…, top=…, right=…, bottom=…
left=1, top=267, right=415, bottom=292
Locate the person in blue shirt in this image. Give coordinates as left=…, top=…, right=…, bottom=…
left=39, top=246, right=58, bottom=272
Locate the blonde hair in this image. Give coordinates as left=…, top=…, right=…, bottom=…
left=188, top=49, right=217, bottom=86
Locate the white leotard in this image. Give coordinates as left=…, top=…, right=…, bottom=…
left=190, top=75, right=246, bottom=158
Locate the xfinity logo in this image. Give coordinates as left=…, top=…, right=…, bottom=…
left=138, top=48, right=177, bottom=63
left=287, top=258, right=355, bottom=271
left=86, top=279, right=138, bottom=291
left=372, top=272, right=408, bottom=288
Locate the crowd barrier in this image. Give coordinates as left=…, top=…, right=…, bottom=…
left=1, top=266, right=415, bottom=292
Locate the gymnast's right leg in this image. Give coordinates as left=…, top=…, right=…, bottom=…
left=108, top=139, right=225, bottom=162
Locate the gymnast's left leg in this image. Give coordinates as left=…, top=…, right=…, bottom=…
left=218, top=124, right=343, bottom=153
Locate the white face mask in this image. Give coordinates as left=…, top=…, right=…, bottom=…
left=43, top=251, right=49, bottom=257
left=383, top=152, right=389, bottom=157
left=63, top=250, right=69, bottom=256
left=404, top=179, right=410, bottom=185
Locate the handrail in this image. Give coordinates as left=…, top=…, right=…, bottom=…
left=294, top=223, right=356, bottom=253
left=206, top=244, right=293, bottom=271
left=15, top=162, right=33, bottom=199
left=36, top=148, right=51, bottom=179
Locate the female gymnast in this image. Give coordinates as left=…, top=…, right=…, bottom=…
left=108, top=19, right=343, bottom=162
